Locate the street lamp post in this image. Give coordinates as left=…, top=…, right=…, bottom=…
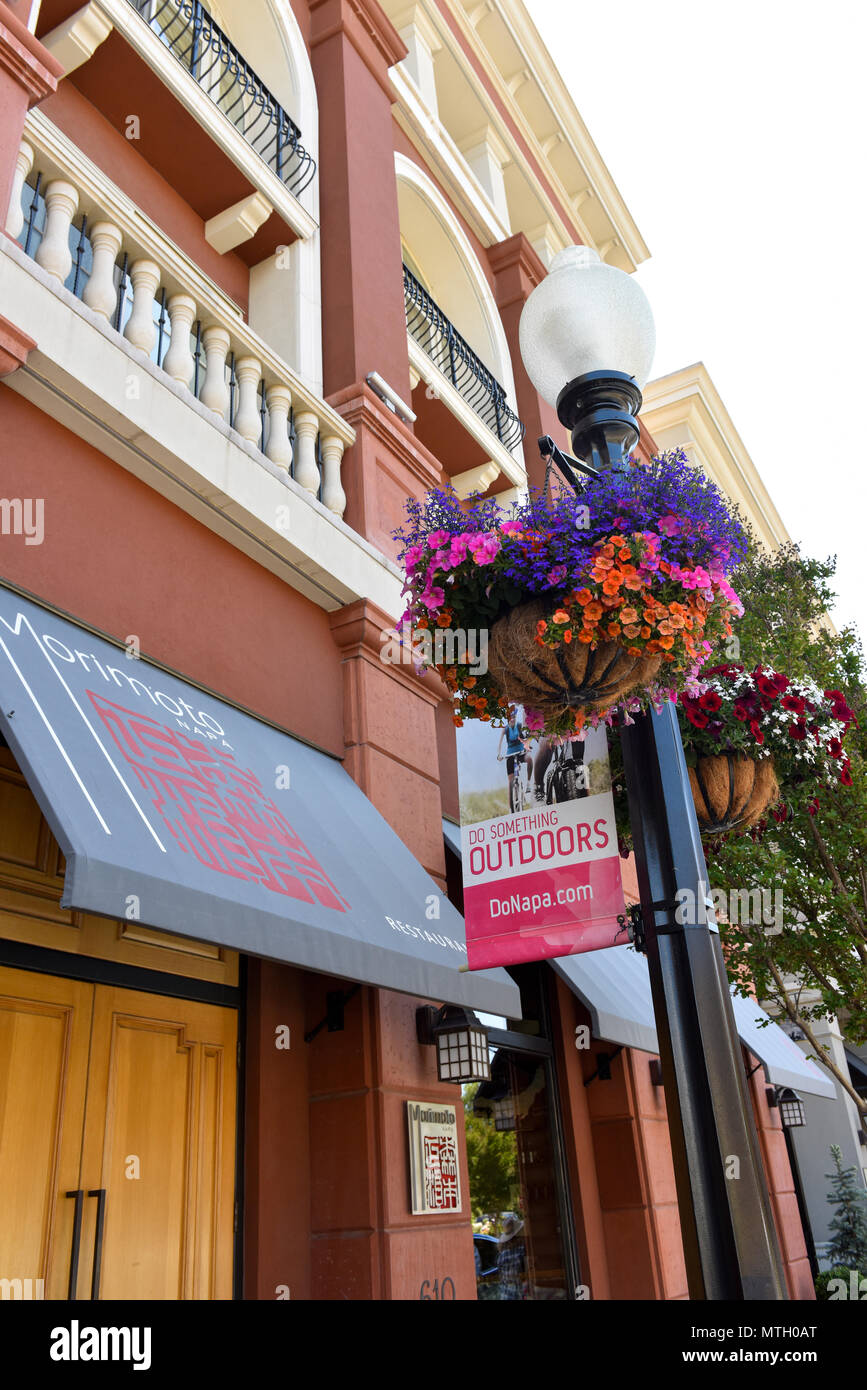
left=519, top=247, right=788, bottom=1300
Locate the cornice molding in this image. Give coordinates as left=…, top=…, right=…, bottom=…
left=310, top=0, right=407, bottom=101
left=327, top=379, right=443, bottom=490
left=329, top=597, right=447, bottom=706
left=0, top=1, right=62, bottom=105
left=0, top=310, right=36, bottom=376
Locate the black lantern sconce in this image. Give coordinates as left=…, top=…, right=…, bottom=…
left=416, top=1004, right=491, bottom=1084
left=768, top=1085, right=807, bottom=1128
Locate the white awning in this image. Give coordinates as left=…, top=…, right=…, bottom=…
left=552, top=945, right=836, bottom=1099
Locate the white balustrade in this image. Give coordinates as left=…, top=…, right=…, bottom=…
left=234, top=355, right=263, bottom=443
left=5, top=139, right=34, bottom=241
left=163, top=293, right=197, bottom=387
left=10, top=134, right=350, bottom=519
left=265, top=384, right=293, bottom=470
left=199, top=324, right=231, bottom=417
left=34, top=179, right=79, bottom=281
left=81, top=220, right=122, bottom=319
left=293, top=411, right=321, bottom=496
left=321, top=436, right=347, bottom=516
left=123, top=258, right=160, bottom=353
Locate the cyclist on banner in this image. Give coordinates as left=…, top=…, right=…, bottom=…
left=496, top=710, right=534, bottom=812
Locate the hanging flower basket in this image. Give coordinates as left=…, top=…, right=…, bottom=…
left=487, top=597, right=663, bottom=719
left=687, top=753, right=779, bottom=834
left=392, top=450, right=748, bottom=738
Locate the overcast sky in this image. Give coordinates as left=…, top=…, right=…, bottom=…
left=530, top=0, right=867, bottom=642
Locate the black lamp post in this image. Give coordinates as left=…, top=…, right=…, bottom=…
left=519, top=247, right=788, bottom=1300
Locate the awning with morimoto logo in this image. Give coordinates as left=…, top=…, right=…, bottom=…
left=0, top=583, right=520, bottom=1016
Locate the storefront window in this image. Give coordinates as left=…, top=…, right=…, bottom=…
left=463, top=965, right=578, bottom=1301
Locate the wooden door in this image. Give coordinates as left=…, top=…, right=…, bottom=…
left=0, top=966, right=93, bottom=1300
left=0, top=968, right=237, bottom=1300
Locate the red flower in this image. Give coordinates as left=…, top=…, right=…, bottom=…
left=827, top=738, right=843, bottom=758
left=756, top=673, right=779, bottom=698
left=687, top=709, right=710, bottom=729
left=782, top=694, right=806, bottom=715
left=732, top=703, right=751, bottom=722
left=788, top=723, right=807, bottom=740
left=699, top=691, right=722, bottom=712
left=749, top=720, right=765, bottom=744
left=771, top=673, right=790, bottom=693
left=840, top=760, right=853, bottom=786
left=807, top=798, right=819, bottom=817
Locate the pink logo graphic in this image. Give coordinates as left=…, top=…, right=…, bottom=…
left=89, top=692, right=349, bottom=912
left=423, top=1134, right=459, bottom=1211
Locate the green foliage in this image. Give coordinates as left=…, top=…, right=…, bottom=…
left=814, top=1265, right=866, bottom=1300
left=824, top=1144, right=867, bottom=1269
left=700, top=535, right=867, bottom=1104
left=462, top=1084, right=519, bottom=1219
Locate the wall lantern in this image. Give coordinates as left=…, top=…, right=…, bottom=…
left=776, top=1087, right=807, bottom=1129
left=416, top=1004, right=491, bottom=1084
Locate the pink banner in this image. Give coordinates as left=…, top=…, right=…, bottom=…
left=456, top=719, right=627, bottom=970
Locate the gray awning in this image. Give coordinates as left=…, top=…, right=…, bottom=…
left=551, top=946, right=658, bottom=1053
left=0, top=585, right=519, bottom=1016
left=553, top=945, right=836, bottom=1098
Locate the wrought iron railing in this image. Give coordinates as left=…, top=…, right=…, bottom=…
left=403, top=264, right=525, bottom=451
left=125, top=0, right=315, bottom=196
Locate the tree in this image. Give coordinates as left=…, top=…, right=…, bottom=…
left=462, top=1084, right=519, bottom=1220
left=705, top=537, right=867, bottom=1136
left=824, top=1144, right=867, bottom=1269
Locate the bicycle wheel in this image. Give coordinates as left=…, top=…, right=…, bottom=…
left=509, top=774, right=522, bottom=813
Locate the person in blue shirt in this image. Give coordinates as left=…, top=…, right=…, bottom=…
left=496, top=711, right=533, bottom=807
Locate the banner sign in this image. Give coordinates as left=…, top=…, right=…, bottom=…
left=407, top=1101, right=462, bottom=1214
left=456, top=715, right=627, bottom=970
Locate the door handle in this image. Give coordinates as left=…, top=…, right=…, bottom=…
left=86, top=1189, right=107, bottom=1300
left=64, top=1190, right=84, bottom=1299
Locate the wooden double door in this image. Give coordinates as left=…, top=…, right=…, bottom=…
left=0, top=965, right=237, bottom=1300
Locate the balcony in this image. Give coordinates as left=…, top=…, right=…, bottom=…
left=5, top=117, right=346, bottom=514
left=124, top=0, right=315, bottom=198
left=404, top=263, right=524, bottom=453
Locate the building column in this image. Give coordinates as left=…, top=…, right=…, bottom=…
left=486, top=232, right=566, bottom=491
left=308, top=0, right=411, bottom=405
left=746, top=1054, right=816, bottom=1301
left=0, top=1, right=61, bottom=236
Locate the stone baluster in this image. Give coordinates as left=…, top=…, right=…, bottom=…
left=162, top=293, right=197, bottom=387
left=5, top=139, right=34, bottom=241
left=264, top=383, right=293, bottom=471
left=199, top=324, right=231, bottom=417
left=321, top=435, right=347, bottom=517
left=34, top=179, right=79, bottom=281
left=81, top=220, right=122, bottom=319
left=122, top=258, right=160, bottom=353
left=234, top=356, right=263, bottom=443
left=293, top=411, right=320, bottom=495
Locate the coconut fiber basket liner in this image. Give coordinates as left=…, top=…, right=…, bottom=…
left=487, top=597, right=663, bottom=718
left=688, top=753, right=779, bottom=835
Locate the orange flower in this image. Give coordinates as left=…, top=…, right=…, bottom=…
left=584, top=601, right=603, bottom=622
left=646, top=640, right=661, bottom=654
left=563, top=629, right=573, bottom=644
left=606, top=622, right=621, bottom=638
left=622, top=624, right=642, bottom=639
left=608, top=535, right=627, bottom=547
left=553, top=609, right=570, bottom=624
left=667, top=614, right=685, bottom=630
left=594, top=556, right=614, bottom=571
left=573, top=710, right=586, bottom=731
left=640, top=625, right=652, bottom=640
left=475, top=697, right=488, bottom=709
left=452, top=715, right=464, bottom=727
left=416, top=617, right=429, bottom=630
left=536, top=618, right=547, bottom=635
left=619, top=606, right=639, bottom=625
left=577, top=630, right=594, bottom=644
left=624, top=575, right=645, bottom=591
left=657, top=619, right=673, bottom=635
left=575, top=588, right=594, bottom=606
left=464, top=676, right=477, bottom=688
left=627, top=646, right=642, bottom=657
left=602, top=543, right=616, bottom=559
left=658, top=635, right=675, bottom=650
left=618, top=548, right=632, bottom=563
left=437, top=611, right=452, bottom=627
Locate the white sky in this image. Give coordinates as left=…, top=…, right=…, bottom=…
left=529, top=0, right=867, bottom=642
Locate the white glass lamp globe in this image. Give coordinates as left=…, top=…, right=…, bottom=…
left=519, top=246, right=656, bottom=407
